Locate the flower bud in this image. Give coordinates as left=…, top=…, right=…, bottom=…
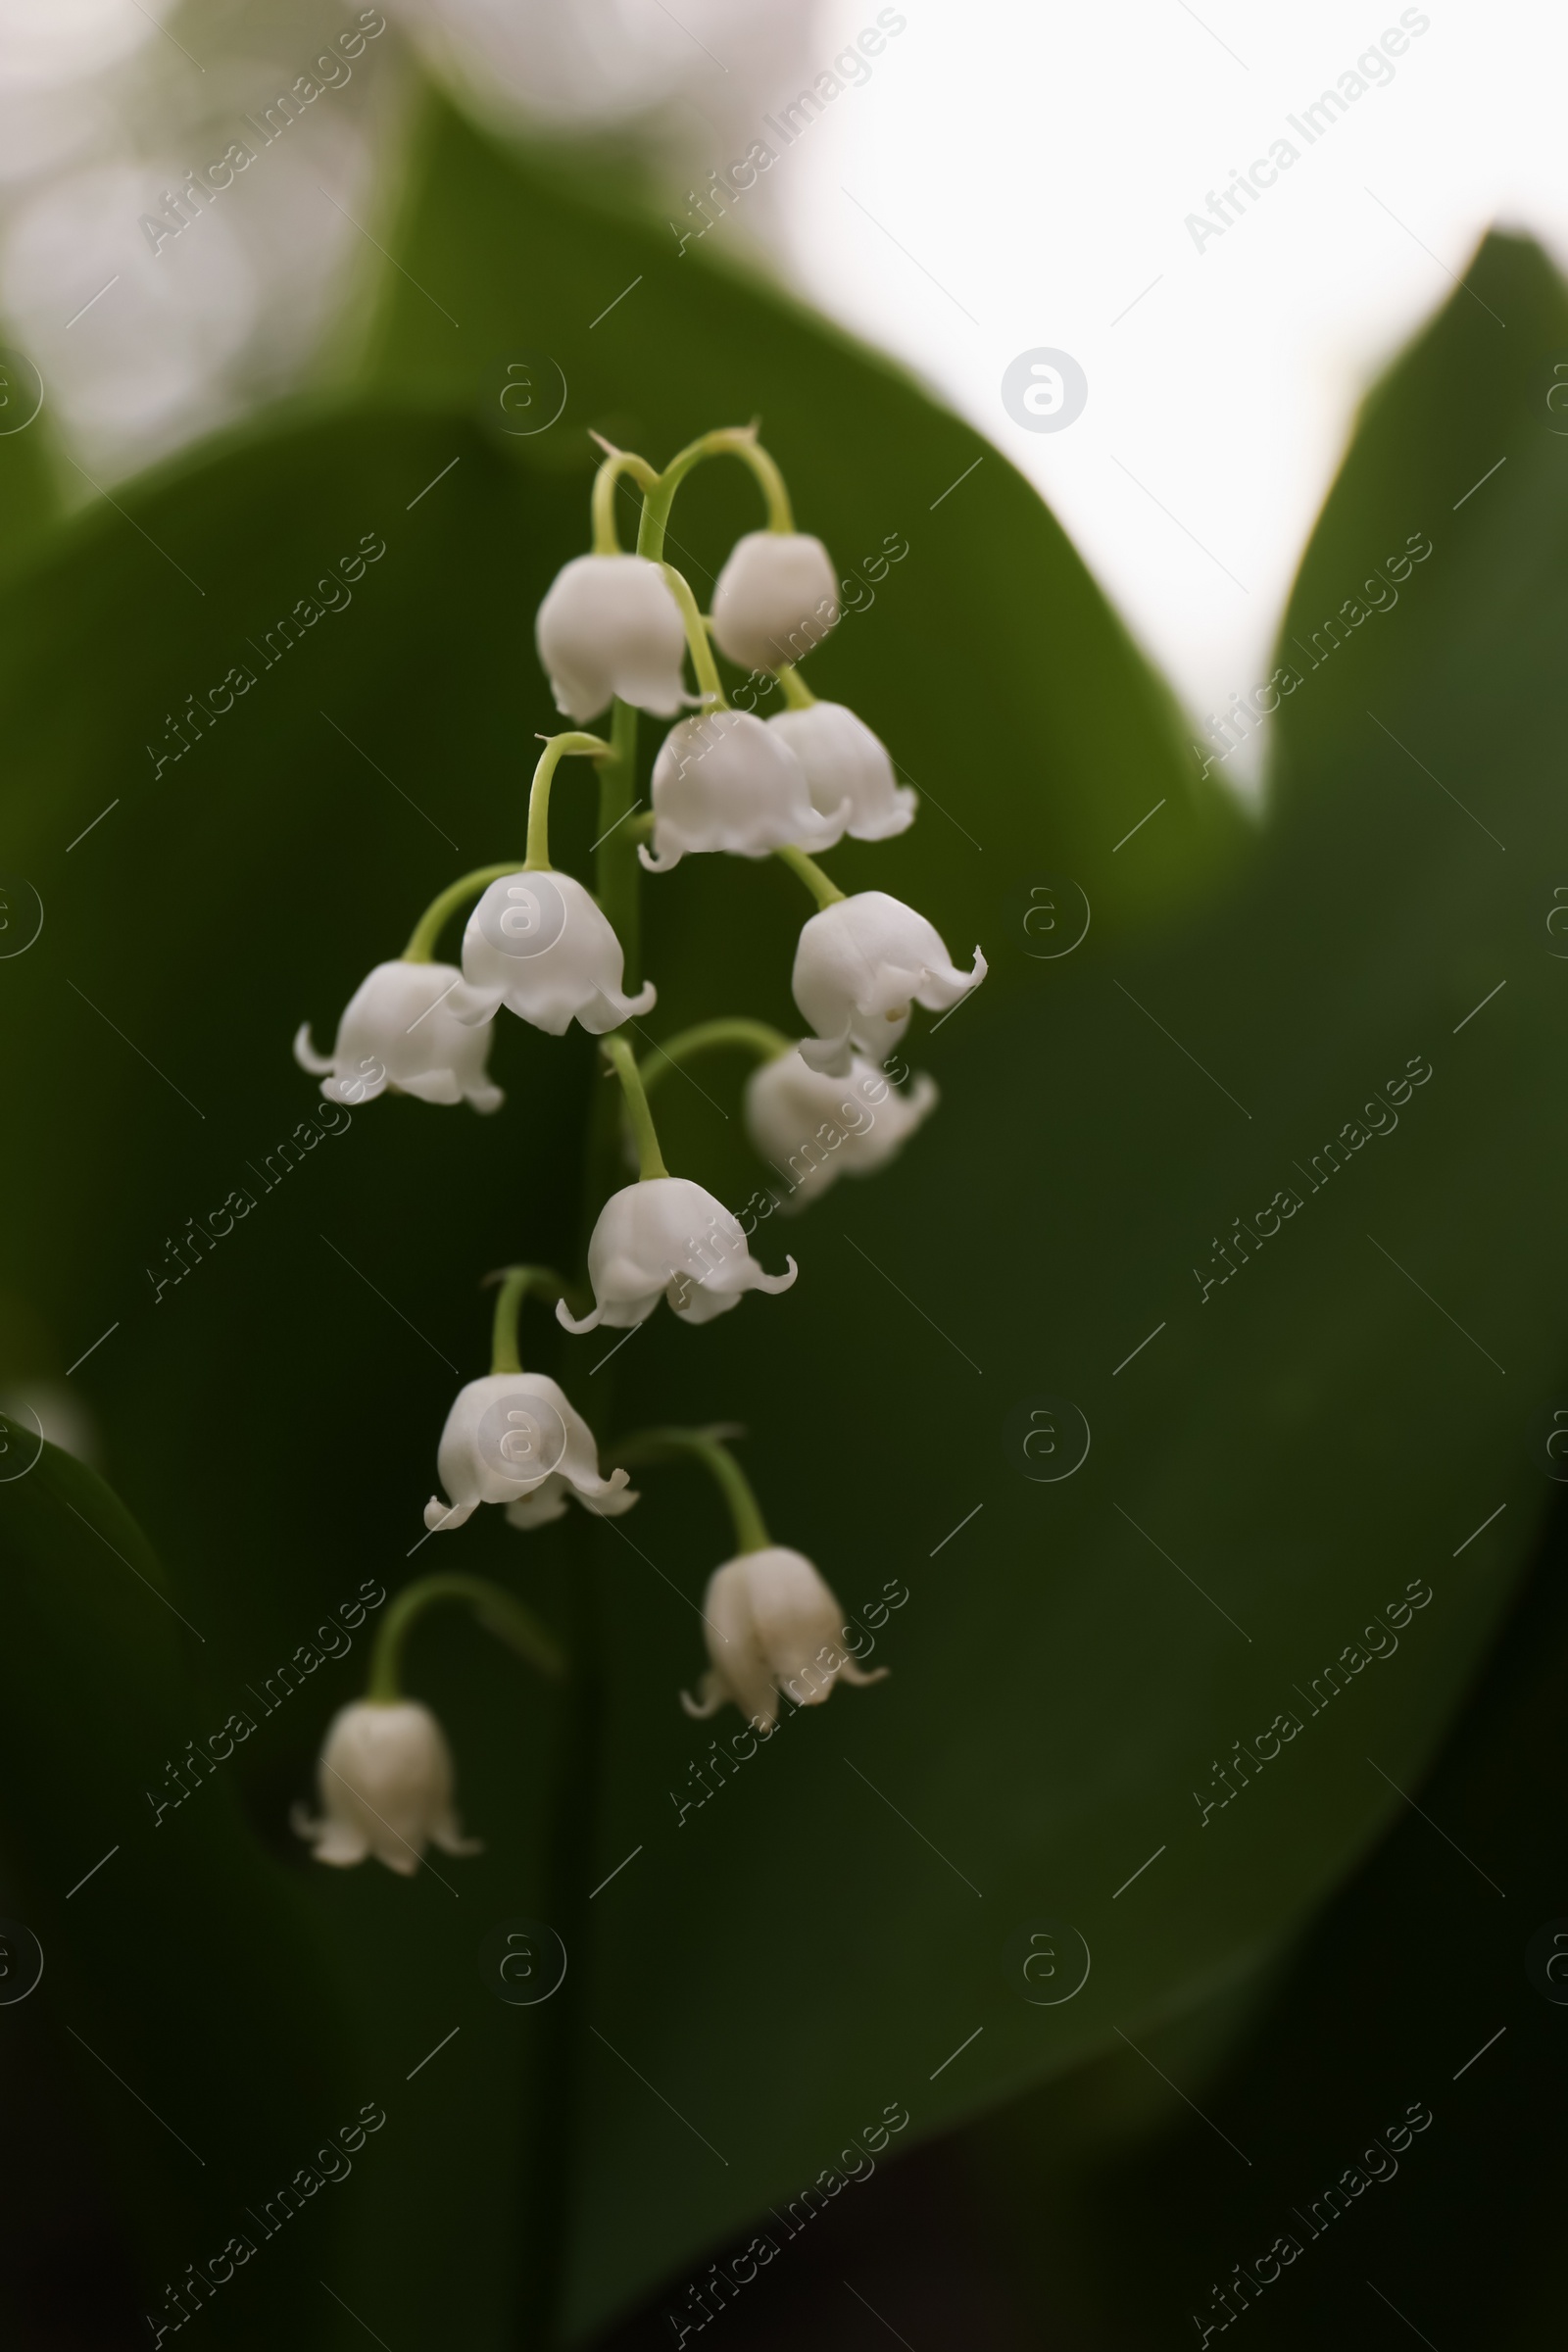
left=792, top=891, right=986, bottom=1065
left=294, top=960, right=501, bottom=1110
left=557, top=1176, right=796, bottom=1333
left=710, top=531, right=839, bottom=671
left=424, top=1372, right=632, bottom=1532
left=766, top=703, right=916, bottom=841
left=745, top=1047, right=938, bottom=1208
left=535, top=553, right=688, bottom=722
left=291, top=1699, right=480, bottom=1876
left=458, top=869, right=656, bottom=1036
left=681, top=1547, right=888, bottom=1729
left=641, top=710, right=848, bottom=872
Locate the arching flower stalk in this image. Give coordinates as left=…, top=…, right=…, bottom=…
left=557, top=1038, right=797, bottom=1331
left=292, top=1573, right=563, bottom=1876
left=293, top=861, right=522, bottom=1109
left=613, top=1427, right=887, bottom=1728
left=424, top=1266, right=636, bottom=1532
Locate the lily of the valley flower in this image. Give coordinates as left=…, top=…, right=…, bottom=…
left=291, top=1699, right=480, bottom=1876
left=458, top=869, right=656, bottom=1036
left=767, top=703, right=917, bottom=841
left=424, top=1371, right=631, bottom=1530
left=641, top=710, right=848, bottom=872
left=710, top=531, right=839, bottom=671
left=294, top=960, right=502, bottom=1111
left=792, top=890, right=987, bottom=1068
left=745, top=1046, right=939, bottom=1207
left=557, top=1176, right=797, bottom=1332
left=535, top=553, right=688, bottom=722
left=681, top=1546, right=887, bottom=1728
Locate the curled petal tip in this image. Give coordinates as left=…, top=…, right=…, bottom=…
left=293, top=1021, right=334, bottom=1076
left=556, top=1296, right=603, bottom=1335
left=840, top=1660, right=891, bottom=1688
left=797, top=796, right=853, bottom=851
left=638, top=840, right=679, bottom=874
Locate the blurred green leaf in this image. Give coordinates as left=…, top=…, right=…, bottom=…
left=0, top=1429, right=361, bottom=2347
left=0, top=343, right=63, bottom=580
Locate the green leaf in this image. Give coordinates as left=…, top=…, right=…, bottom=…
left=359, top=125, right=1568, bottom=2331
left=0, top=406, right=599, bottom=2349
left=0, top=1427, right=363, bottom=2346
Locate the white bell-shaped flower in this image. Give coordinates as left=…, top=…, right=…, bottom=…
left=641, top=710, right=848, bottom=872
left=745, top=1046, right=939, bottom=1209
left=424, top=1371, right=631, bottom=1531
left=458, top=869, right=656, bottom=1036
left=793, top=891, right=987, bottom=1067
left=681, top=1547, right=888, bottom=1729
left=291, top=1699, right=480, bottom=1876
left=535, top=553, right=688, bottom=722
left=294, top=960, right=501, bottom=1111
left=767, top=704, right=917, bottom=842
left=710, top=531, right=839, bottom=672
left=557, top=1177, right=797, bottom=1333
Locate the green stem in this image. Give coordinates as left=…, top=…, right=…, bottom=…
left=635, top=425, right=794, bottom=564
left=637, top=1019, right=792, bottom=1099
left=367, top=1573, right=564, bottom=1700
left=775, top=662, right=816, bottom=710
left=661, top=563, right=726, bottom=709
left=525, top=732, right=611, bottom=871
left=614, top=1427, right=772, bottom=1554
left=484, top=1265, right=575, bottom=1375
left=590, top=444, right=661, bottom=555
left=402, top=863, right=523, bottom=962
left=594, top=697, right=642, bottom=988
left=774, top=843, right=846, bottom=908
left=601, top=1034, right=668, bottom=1180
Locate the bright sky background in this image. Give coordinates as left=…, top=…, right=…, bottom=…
left=771, top=0, right=1568, bottom=764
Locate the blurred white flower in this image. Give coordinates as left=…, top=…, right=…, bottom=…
left=745, top=1045, right=937, bottom=1206
left=388, top=0, right=820, bottom=154
left=792, top=889, right=986, bottom=1066
left=710, top=529, right=839, bottom=670
left=292, top=1697, right=480, bottom=1876
left=557, top=1175, right=796, bottom=1332
left=536, top=552, right=689, bottom=722
left=0, top=0, right=825, bottom=482
left=0, top=0, right=161, bottom=97
left=767, top=701, right=916, bottom=840
left=3, top=159, right=260, bottom=459
left=459, top=868, right=656, bottom=1035
left=0, top=6, right=400, bottom=475
left=681, top=1545, right=887, bottom=1727
left=642, top=708, right=847, bottom=870
left=424, top=1370, right=631, bottom=1530
left=295, top=958, right=501, bottom=1109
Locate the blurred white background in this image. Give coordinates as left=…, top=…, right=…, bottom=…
left=2, top=0, right=1564, bottom=750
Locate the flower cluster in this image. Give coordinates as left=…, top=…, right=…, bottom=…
left=289, top=423, right=986, bottom=1873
